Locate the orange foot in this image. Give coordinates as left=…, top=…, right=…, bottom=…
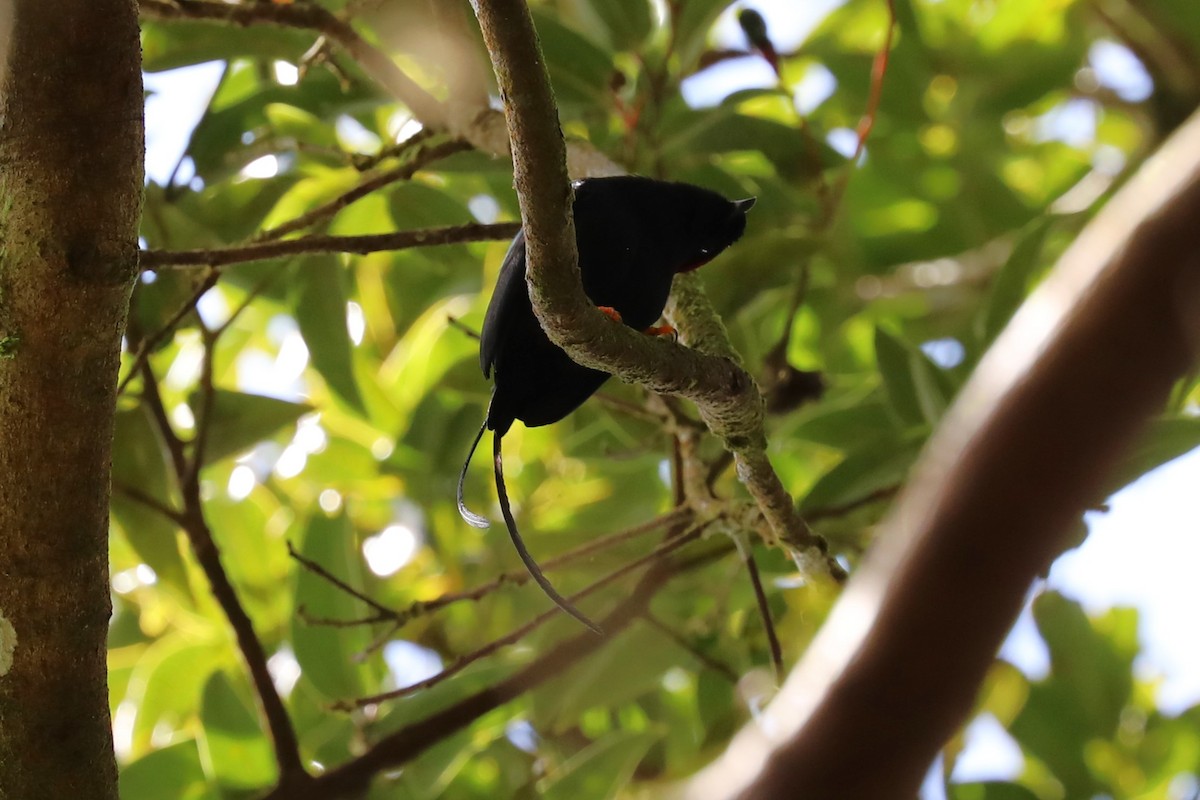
left=644, top=324, right=678, bottom=341
left=597, top=306, right=623, bottom=323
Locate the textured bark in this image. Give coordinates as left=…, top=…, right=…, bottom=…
left=0, top=2, right=143, bottom=798
left=677, top=108, right=1200, bottom=800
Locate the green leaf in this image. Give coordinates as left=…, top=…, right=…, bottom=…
left=874, top=327, right=949, bottom=427
left=977, top=217, right=1053, bottom=347
left=949, top=783, right=1041, bottom=800
left=199, top=671, right=277, bottom=790
left=291, top=511, right=372, bottom=699
left=539, top=729, right=661, bottom=800
left=142, top=21, right=314, bottom=72
left=586, top=0, right=653, bottom=51
left=111, top=405, right=189, bottom=595
left=1101, top=415, right=1200, bottom=498
left=294, top=256, right=366, bottom=413
left=130, top=638, right=225, bottom=752
left=531, top=8, right=614, bottom=106
left=1008, top=593, right=1137, bottom=796
left=119, top=740, right=213, bottom=800
left=1033, top=592, right=1136, bottom=735
left=535, top=625, right=684, bottom=730
left=196, top=390, right=313, bottom=464
left=799, top=433, right=925, bottom=514
left=673, top=0, right=738, bottom=68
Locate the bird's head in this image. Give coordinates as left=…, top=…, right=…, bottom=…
left=676, top=195, right=756, bottom=273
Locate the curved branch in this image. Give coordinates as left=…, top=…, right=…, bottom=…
left=472, top=0, right=838, bottom=577
left=677, top=108, right=1200, bottom=800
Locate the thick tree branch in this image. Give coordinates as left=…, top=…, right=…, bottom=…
left=678, top=108, right=1200, bottom=800
left=0, top=3, right=141, bottom=795
left=472, top=0, right=838, bottom=578
left=141, top=222, right=521, bottom=270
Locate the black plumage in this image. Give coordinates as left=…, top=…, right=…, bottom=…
left=458, top=176, right=755, bottom=632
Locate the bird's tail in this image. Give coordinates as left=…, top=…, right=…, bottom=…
left=493, top=432, right=604, bottom=635
left=457, top=418, right=491, bottom=529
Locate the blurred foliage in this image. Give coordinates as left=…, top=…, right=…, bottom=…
left=118, top=0, right=1200, bottom=797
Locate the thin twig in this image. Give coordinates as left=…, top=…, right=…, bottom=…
left=256, top=138, right=472, bottom=242
left=297, top=508, right=694, bottom=630
left=288, top=540, right=397, bottom=617
left=139, top=359, right=308, bottom=785
left=806, top=485, right=900, bottom=522
left=446, top=315, right=480, bottom=340
left=142, top=222, right=521, bottom=270
left=642, top=612, right=740, bottom=683
left=739, top=542, right=785, bottom=684
left=265, top=542, right=733, bottom=800
left=112, top=481, right=183, bottom=525
left=118, top=270, right=219, bottom=395
left=353, top=127, right=435, bottom=172
left=338, top=523, right=709, bottom=709
left=827, top=0, right=896, bottom=212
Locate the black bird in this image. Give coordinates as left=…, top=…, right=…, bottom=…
left=458, top=176, right=755, bottom=632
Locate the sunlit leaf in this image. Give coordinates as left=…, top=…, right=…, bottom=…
left=293, top=256, right=366, bottom=413
left=198, top=671, right=277, bottom=789
left=539, top=729, right=661, bottom=800
left=290, top=511, right=372, bottom=700
left=196, top=389, right=313, bottom=464
left=119, top=739, right=212, bottom=800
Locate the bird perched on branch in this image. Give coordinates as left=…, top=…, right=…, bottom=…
left=458, top=176, right=755, bottom=633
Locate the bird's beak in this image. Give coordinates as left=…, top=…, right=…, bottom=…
left=731, top=197, right=757, bottom=214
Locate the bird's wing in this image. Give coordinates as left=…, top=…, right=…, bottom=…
left=480, top=229, right=528, bottom=378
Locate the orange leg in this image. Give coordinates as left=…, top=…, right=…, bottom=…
left=597, top=306, right=623, bottom=323
left=643, top=324, right=678, bottom=341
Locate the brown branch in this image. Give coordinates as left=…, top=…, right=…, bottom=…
left=139, top=362, right=308, bottom=788
left=256, top=138, right=472, bottom=242
left=140, top=222, right=520, bottom=270
left=263, top=543, right=733, bottom=800
left=112, top=481, right=183, bottom=525
left=827, top=0, right=897, bottom=214
left=288, top=540, right=396, bottom=618
left=118, top=270, right=219, bottom=394
left=680, top=107, right=1200, bottom=800
left=738, top=543, right=784, bottom=685
left=339, top=523, right=709, bottom=708
left=295, top=509, right=693, bottom=633
left=473, top=0, right=840, bottom=581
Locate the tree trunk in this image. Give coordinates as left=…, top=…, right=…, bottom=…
left=0, top=2, right=142, bottom=797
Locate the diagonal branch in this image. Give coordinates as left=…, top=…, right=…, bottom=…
left=141, top=222, right=521, bottom=270
left=338, top=522, right=708, bottom=708
left=139, top=354, right=309, bottom=790
left=678, top=106, right=1200, bottom=800
left=261, top=543, right=733, bottom=800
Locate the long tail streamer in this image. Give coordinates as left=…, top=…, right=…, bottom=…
left=457, top=419, right=491, bottom=529
left=493, top=432, right=604, bottom=635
